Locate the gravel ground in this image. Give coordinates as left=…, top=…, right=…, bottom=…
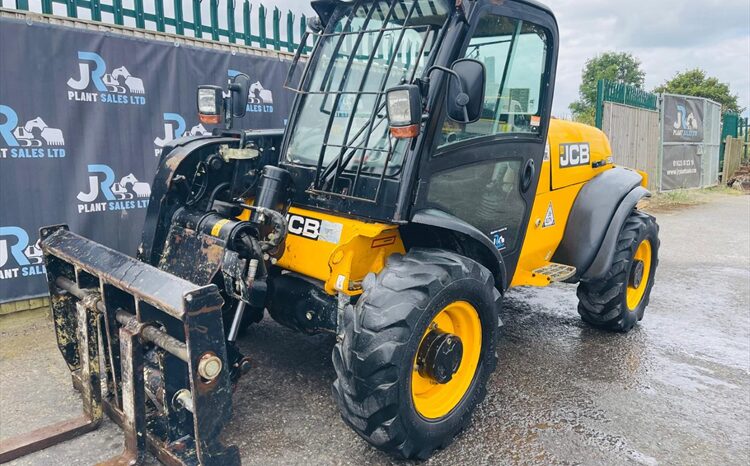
left=1, top=193, right=748, bottom=466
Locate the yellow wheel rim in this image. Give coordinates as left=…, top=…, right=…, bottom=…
left=626, top=240, right=652, bottom=311
left=411, top=301, right=482, bottom=420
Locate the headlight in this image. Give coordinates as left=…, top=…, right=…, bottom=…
left=198, top=86, right=222, bottom=115
left=386, top=84, right=422, bottom=139
left=386, top=84, right=421, bottom=126
left=386, top=89, right=413, bottom=126
left=197, top=85, right=223, bottom=125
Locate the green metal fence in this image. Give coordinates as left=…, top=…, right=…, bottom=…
left=9, top=0, right=308, bottom=52
left=595, top=79, right=659, bottom=129
left=720, top=113, right=750, bottom=164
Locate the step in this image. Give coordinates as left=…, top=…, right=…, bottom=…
left=532, top=263, right=577, bottom=283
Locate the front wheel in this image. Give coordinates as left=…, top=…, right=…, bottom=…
left=331, top=249, right=501, bottom=460
left=577, top=210, right=660, bottom=332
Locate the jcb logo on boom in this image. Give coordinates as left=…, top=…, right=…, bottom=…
left=77, top=164, right=151, bottom=214
left=559, top=143, right=590, bottom=168
left=67, top=52, right=146, bottom=106
left=0, top=227, right=45, bottom=280
left=0, top=105, right=66, bottom=160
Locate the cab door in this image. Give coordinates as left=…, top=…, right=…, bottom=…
left=413, top=3, right=558, bottom=283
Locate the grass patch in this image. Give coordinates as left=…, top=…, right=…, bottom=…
left=641, top=185, right=742, bottom=212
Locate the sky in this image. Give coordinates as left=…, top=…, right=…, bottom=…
left=270, top=0, right=750, bottom=117
left=7, top=0, right=749, bottom=116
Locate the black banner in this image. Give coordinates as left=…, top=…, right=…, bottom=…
left=0, top=18, right=294, bottom=302
left=661, top=145, right=703, bottom=190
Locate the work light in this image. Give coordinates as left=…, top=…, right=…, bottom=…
left=197, top=85, right=224, bottom=125
left=386, top=84, right=422, bottom=138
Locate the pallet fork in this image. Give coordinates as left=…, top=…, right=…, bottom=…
left=0, top=225, right=239, bottom=465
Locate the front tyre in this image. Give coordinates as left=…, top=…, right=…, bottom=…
left=577, top=210, right=660, bottom=332
left=332, top=249, right=501, bottom=460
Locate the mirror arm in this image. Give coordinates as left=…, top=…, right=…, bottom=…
left=425, top=65, right=466, bottom=96
left=223, top=95, right=234, bottom=130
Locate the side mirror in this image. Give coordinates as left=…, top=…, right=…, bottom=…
left=446, top=58, right=485, bottom=124
left=385, top=84, right=422, bottom=139
left=229, top=73, right=251, bottom=118
left=197, top=85, right=224, bottom=125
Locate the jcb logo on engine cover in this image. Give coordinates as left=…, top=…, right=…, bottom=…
left=286, top=214, right=344, bottom=244
left=287, top=214, right=321, bottom=240
left=559, top=143, right=590, bottom=168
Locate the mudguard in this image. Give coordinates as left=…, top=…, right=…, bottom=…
left=410, top=209, right=508, bottom=289
left=553, top=167, right=649, bottom=281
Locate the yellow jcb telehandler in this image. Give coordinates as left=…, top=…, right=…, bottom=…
left=0, top=0, right=659, bottom=464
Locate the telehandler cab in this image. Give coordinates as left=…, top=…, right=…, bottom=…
left=0, top=0, right=660, bottom=464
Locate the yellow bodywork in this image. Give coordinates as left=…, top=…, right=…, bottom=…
left=511, top=119, right=615, bottom=287
left=255, top=120, right=641, bottom=294
left=275, top=207, right=405, bottom=296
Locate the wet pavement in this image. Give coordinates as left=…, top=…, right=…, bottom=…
left=1, top=193, right=749, bottom=465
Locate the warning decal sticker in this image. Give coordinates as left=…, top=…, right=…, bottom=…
left=543, top=202, right=555, bottom=228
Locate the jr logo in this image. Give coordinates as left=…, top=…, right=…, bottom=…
left=559, top=143, right=590, bottom=168
left=0, top=105, right=66, bottom=160
left=153, top=113, right=211, bottom=157
left=0, top=226, right=45, bottom=280
left=228, top=69, right=274, bottom=113
left=67, top=52, right=146, bottom=105
left=672, top=104, right=699, bottom=138
left=77, top=164, right=151, bottom=214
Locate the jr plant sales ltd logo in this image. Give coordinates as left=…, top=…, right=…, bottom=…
left=67, top=51, right=146, bottom=106
left=672, top=104, right=699, bottom=138
left=228, top=69, right=274, bottom=114
left=76, top=164, right=151, bottom=214
left=0, top=105, right=66, bottom=160
left=0, top=227, right=45, bottom=280
left=153, top=113, right=211, bottom=157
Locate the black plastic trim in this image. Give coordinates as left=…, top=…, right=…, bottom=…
left=553, top=167, right=644, bottom=278
left=410, top=208, right=507, bottom=289
left=582, top=186, right=651, bottom=280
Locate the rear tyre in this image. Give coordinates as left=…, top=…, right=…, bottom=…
left=332, top=249, right=501, bottom=460
left=577, top=210, right=659, bottom=332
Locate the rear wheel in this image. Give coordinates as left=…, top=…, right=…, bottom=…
left=577, top=210, right=659, bottom=332
left=332, top=249, right=501, bottom=460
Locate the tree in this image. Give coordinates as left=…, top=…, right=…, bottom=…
left=570, top=52, right=646, bottom=125
left=654, top=69, right=742, bottom=114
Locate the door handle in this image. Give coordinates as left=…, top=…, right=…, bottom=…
left=521, top=159, right=535, bottom=193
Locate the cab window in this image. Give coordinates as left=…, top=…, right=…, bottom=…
left=439, top=15, right=549, bottom=148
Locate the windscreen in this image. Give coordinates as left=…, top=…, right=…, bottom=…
left=285, top=0, right=449, bottom=182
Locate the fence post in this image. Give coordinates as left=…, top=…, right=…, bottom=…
left=209, top=0, right=220, bottom=41
left=112, top=0, right=123, bottom=25
left=155, top=0, right=165, bottom=32
left=595, top=80, right=605, bottom=129
left=192, top=0, right=203, bottom=38
left=272, top=7, right=281, bottom=51
left=242, top=1, right=252, bottom=46
left=65, top=0, right=78, bottom=18
left=91, top=0, right=102, bottom=21
left=173, top=0, right=184, bottom=35
left=286, top=11, right=295, bottom=52
left=300, top=14, right=307, bottom=50
left=259, top=5, right=267, bottom=49
left=134, top=0, right=145, bottom=29
left=227, top=0, right=237, bottom=43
